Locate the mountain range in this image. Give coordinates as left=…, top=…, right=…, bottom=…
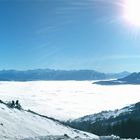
left=67, top=102, right=140, bottom=139
left=0, top=69, right=130, bottom=81
left=94, top=72, right=140, bottom=85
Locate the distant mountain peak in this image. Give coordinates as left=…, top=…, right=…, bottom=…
left=93, top=72, right=140, bottom=85
left=0, top=69, right=130, bottom=81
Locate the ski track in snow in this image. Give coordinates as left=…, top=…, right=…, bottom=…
left=0, top=81, right=140, bottom=120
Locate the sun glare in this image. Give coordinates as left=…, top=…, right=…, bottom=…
left=123, top=0, right=140, bottom=27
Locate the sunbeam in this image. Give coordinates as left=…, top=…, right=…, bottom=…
left=123, top=0, right=140, bottom=27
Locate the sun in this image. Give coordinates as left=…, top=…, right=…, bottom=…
left=123, top=0, right=140, bottom=27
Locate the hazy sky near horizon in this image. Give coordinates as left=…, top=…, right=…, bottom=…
left=1, top=0, right=140, bottom=72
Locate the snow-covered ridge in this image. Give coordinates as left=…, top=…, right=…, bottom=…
left=72, top=103, right=135, bottom=123
left=67, top=102, right=140, bottom=139
left=0, top=101, right=99, bottom=140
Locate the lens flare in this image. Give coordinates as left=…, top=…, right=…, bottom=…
left=123, top=0, right=140, bottom=27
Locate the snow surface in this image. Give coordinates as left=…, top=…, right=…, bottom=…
left=73, top=104, right=134, bottom=123
left=0, top=81, right=140, bottom=120
left=0, top=103, right=99, bottom=140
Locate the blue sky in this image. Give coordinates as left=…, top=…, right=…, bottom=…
left=1, top=0, right=140, bottom=72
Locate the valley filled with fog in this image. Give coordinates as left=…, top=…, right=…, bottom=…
left=0, top=81, right=140, bottom=121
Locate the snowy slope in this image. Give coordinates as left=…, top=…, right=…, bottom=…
left=68, top=102, right=140, bottom=131
left=68, top=102, right=140, bottom=138
left=0, top=103, right=99, bottom=140
left=73, top=104, right=134, bottom=123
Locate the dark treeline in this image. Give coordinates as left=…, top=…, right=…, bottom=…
left=109, top=119, right=140, bottom=138
left=67, top=102, right=140, bottom=139
left=68, top=118, right=140, bottom=139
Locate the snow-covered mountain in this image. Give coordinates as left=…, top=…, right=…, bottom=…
left=94, top=72, right=140, bottom=85
left=0, top=101, right=99, bottom=140
left=68, top=102, right=140, bottom=138
left=0, top=69, right=130, bottom=81
left=70, top=104, right=134, bottom=124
